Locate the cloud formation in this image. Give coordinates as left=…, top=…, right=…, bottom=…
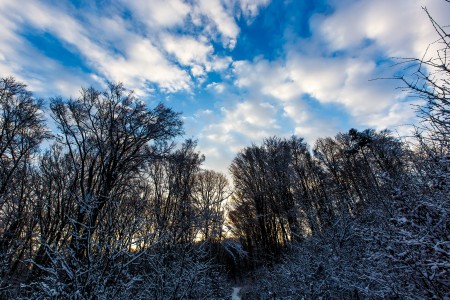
left=0, top=0, right=449, bottom=174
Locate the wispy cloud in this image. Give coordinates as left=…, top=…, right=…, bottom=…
left=0, top=0, right=258, bottom=96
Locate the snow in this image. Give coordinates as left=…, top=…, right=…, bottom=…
left=232, top=287, right=241, bottom=300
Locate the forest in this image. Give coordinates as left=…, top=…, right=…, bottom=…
left=1, top=8, right=449, bottom=300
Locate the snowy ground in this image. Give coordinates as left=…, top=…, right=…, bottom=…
left=232, top=287, right=241, bottom=300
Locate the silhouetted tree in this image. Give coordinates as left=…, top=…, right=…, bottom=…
left=192, top=170, right=230, bottom=242
left=0, top=77, right=49, bottom=293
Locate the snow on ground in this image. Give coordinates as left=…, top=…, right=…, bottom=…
left=232, top=287, right=241, bottom=300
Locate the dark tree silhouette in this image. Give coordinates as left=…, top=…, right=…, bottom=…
left=0, top=77, right=49, bottom=292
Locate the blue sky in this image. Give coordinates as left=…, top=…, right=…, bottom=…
left=1, top=0, right=449, bottom=173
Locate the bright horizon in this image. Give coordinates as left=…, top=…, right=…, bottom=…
left=1, top=0, right=449, bottom=174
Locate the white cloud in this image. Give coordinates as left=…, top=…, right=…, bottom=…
left=195, top=86, right=293, bottom=173
left=200, top=99, right=283, bottom=152
left=161, top=32, right=234, bottom=80
left=210, top=103, right=276, bottom=142
left=191, top=65, right=206, bottom=77
left=195, top=0, right=240, bottom=49
left=163, top=34, right=212, bottom=66
left=104, top=38, right=192, bottom=93
left=124, top=0, right=190, bottom=28
left=319, top=0, right=449, bottom=59
left=238, top=0, right=271, bottom=21
left=209, top=56, right=233, bottom=71
left=207, top=82, right=226, bottom=93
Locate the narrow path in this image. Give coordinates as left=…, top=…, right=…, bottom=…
left=231, top=287, right=241, bottom=300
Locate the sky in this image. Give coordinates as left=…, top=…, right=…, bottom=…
left=1, top=0, right=449, bottom=173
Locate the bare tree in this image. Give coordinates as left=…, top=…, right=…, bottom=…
left=229, top=137, right=318, bottom=259
left=192, top=170, right=230, bottom=242
left=398, top=6, right=449, bottom=178
left=0, top=77, right=49, bottom=293
left=49, top=83, right=182, bottom=261
left=389, top=5, right=450, bottom=297
left=22, top=83, right=183, bottom=298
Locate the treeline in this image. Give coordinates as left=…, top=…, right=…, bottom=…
left=229, top=129, right=409, bottom=258
left=0, top=71, right=448, bottom=299
left=228, top=129, right=448, bottom=298
left=1, top=74, right=448, bottom=299
left=0, top=80, right=233, bottom=299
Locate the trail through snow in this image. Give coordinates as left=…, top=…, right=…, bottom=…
left=232, top=287, right=241, bottom=300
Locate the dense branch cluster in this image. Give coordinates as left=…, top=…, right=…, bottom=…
left=0, top=80, right=232, bottom=299
left=229, top=128, right=448, bottom=298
